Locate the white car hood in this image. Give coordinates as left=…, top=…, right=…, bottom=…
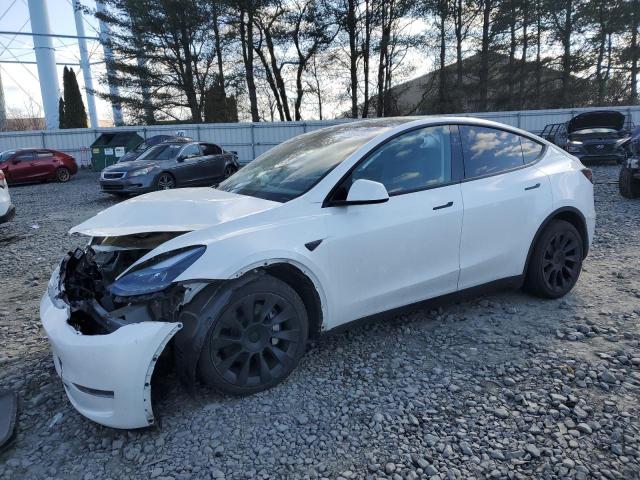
left=70, top=187, right=281, bottom=237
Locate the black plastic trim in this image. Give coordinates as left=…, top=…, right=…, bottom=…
left=305, top=240, right=323, bottom=251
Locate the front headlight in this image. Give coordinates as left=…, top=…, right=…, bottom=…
left=567, top=141, right=583, bottom=153
left=109, top=246, right=206, bottom=296
left=47, top=265, right=67, bottom=308
left=129, top=166, right=154, bottom=177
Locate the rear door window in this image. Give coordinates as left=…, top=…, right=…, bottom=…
left=459, top=126, right=524, bottom=178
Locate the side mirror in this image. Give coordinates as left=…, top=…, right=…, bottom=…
left=177, top=155, right=185, bottom=162
left=343, top=179, right=389, bottom=205
left=11, top=160, right=19, bottom=165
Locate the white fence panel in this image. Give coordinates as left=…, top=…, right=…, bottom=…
left=1, top=105, right=639, bottom=166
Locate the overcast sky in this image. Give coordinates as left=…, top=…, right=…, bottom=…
left=0, top=0, right=114, bottom=125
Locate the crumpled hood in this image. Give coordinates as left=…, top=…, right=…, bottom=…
left=70, top=188, right=281, bottom=237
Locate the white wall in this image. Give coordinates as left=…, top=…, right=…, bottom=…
left=1, top=105, right=638, bottom=166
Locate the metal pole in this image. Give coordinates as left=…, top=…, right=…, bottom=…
left=72, top=0, right=98, bottom=128
left=27, top=0, right=60, bottom=130
left=95, top=0, right=123, bottom=126
left=0, top=70, right=6, bottom=131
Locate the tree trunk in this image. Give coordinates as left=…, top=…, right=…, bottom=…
left=478, top=0, right=491, bottom=112
left=264, top=26, right=292, bottom=121
left=631, top=0, right=639, bottom=104
left=212, top=3, right=226, bottom=97
left=240, top=8, right=259, bottom=122
left=507, top=3, right=516, bottom=109
left=347, top=0, right=359, bottom=118
left=376, top=0, right=392, bottom=117
left=454, top=0, right=464, bottom=110
left=438, top=2, right=447, bottom=113
left=362, top=0, right=371, bottom=117
left=535, top=0, right=542, bottom=105
left=519, top=0, right=528, bottom=108
left=560, top=0, right=573, bottom=107
left=254, top=44, right=285, bottom=120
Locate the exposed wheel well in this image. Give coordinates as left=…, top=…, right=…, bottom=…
left=260, top=263, right=323, bottom=339
left=524, top=207, right=589, bottom=277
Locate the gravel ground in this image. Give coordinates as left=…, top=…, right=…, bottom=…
left=0, top=166, right=639, bottom=480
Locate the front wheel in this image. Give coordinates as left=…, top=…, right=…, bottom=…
left=157, top=173, right=175, bottom=190
left=524, top=219, right=584, bottom=299
left=198, top=276, right=308, bottom=395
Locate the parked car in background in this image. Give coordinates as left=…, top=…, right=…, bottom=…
left=43, top=117, right=595, bottom=428
left=100, top=141, right=239, bottom=195
left=117, top=135, right=193, bottom=163
left=0, top=170, right=15, bottom=223
left=0, top=148, right=78, bottom=184
left=564, top=111, right=628, bottom=163
left=619, top=131, right=640, bottom=198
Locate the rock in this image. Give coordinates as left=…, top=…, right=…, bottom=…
left=525, top=444, right=541, bottom=458
left=494, top=407, right=509, bottom=419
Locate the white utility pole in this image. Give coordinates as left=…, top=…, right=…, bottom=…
left=27, top=0, right=60, bottom=130
left=72, top=0, right=98, bottom=128
left=95, top=0, right=123, bottom=126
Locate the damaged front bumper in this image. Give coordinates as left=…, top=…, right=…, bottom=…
left=40, top=262, right=182, bottom=429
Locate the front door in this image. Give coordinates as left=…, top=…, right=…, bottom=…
left=323, top=125, right=464, bottom=328
left=7, top=151, right=35, bottom=182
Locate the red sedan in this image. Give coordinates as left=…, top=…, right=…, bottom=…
left=0, top=148, right=78, bottom=184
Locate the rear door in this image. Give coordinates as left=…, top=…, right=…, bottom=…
left=33, top=150, right=57, bottom=179
left=199, top=143, right=227, bottom=183
left=457, top=125, right=552, bottom=289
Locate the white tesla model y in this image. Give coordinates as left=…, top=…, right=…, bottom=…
left=41, top=117, right=595, bottom=428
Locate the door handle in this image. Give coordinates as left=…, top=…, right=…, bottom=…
left=525, top=183, right=541, bottom=191
left=433, top=201, right=453, bottom=210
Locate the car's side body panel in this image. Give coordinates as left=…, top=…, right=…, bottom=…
left=458, top=166, right=553, bottom=289
left=323, top=184, right=464, bottom=326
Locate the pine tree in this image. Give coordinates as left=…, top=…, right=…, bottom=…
left=62, top=66, right=88, bottom=128
left=58, top=97, right=66, bottom=129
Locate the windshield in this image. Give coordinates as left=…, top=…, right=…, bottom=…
left=217, top=120, right=410, bottom=202
left=137, top=143, right=183, bottom=161
left=0, top=150, right=16, bottom=162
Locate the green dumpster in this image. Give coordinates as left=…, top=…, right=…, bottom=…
left=90, top=131, right=144, bottom=171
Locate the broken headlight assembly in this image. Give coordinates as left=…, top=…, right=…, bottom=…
left=108, top=245, right=206, bottom=297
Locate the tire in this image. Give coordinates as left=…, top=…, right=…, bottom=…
left=56, top=167, right=71, bottom=183
left=223, top=164, right=237, bottom=179
left=524, top=219, right=584, bottom=299
left=619, top=166, right=640, bottom=199
left=157, top=173, right=176, bottom=190
left=198, top=275, right=309, bottom=395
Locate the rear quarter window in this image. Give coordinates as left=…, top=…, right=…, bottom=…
left=460, top=126, right=523, bottom=178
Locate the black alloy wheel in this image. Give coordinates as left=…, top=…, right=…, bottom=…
left=524, top=219, right=584, bottom=299
left=198, top=276, right=308, bottom=394
left=157, top=173, right=175, bottom=190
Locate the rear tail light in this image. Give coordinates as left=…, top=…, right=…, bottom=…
left=581, top=168, right=593, bottom=184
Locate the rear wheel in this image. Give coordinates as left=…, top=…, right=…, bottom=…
left=619, top=166, right=640, bottom=199
left=157, top=173, right=175, bottom=190
left=56, top=167, right=71, bottom=183
left=198, top=276, right=308, bottom=395
left=524, top=219, right=584, bottom=299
